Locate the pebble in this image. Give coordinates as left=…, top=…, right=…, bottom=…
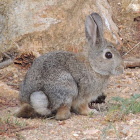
left=121, top=125, right=130, bottom=136
left=129, top=120, right=135, bottom=125
left=73, top=133, right=79, bottom=137
left=127, top=78, right=133, bottom=84
left=122, top=87, right=129, bottom=93
left=83, top=128, right=99, bottom=135
left=126, top=72, right=133, bottom=76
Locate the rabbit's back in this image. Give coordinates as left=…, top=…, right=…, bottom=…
left=19, top=51, right=86, bottom=104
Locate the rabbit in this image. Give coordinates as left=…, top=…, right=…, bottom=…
left=15, top=12, right=124, bottom=120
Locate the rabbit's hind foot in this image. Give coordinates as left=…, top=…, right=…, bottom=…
left=14, top=103, right=36, bottom=118
left=55, top=105, right=71, bottom=120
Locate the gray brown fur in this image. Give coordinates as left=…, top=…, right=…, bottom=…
left=15, top=13, right=124, bottom=120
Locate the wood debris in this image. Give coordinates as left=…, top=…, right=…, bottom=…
left=14, top=52, right=36, bottom=69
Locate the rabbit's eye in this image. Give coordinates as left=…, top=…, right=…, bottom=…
left=105, top=52, right=112, bottom=59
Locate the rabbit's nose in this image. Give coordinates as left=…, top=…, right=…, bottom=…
left=112, top=63, right=124, bottom=75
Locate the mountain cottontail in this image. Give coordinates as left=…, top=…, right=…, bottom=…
left=15, top=13, right=124, bottom=120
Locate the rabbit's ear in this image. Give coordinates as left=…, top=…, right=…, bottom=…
left=85, top=13, right=105, bottom=48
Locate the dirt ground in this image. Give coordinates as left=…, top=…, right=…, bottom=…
left=0, top=1, right=140, bottom=140
left=0, top=65, right=140, bottom=140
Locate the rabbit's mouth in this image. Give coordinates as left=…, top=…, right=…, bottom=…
left=112, top=65, right=124, bottom=75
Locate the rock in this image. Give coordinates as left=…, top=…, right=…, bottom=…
left=127, top=0, right=140, bottom=12
left=127, top=78, right=133, bottom=84
left=122, top=87, right=129, bottom=93
left=0, top=0, right=120, bottom=57
left=129, top=119, right=136, bottom=125
left=83, top=128, right=99, bottom=135
left=73, top=133, right=79, bottom=137
left=121, top=125, right=132, bottom=137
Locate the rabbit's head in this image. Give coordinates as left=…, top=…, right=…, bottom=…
left=85, top=13, right=124, bottom=76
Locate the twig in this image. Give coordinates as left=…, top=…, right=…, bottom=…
left=123, top=42, right=140, bottom=56
left=124, top=58, right=140, bottom=68
left=97, top=104, right=101, bottom=112
left=7, top=83, right=19, bottom=86
left=46, top=116, right=55, bottom=120
left=126, top=42, right=132, bottom=48
left=2, top=52, right=11, bottom=59
left=0, top=59, right=14, bottom=69
left=12, top=40, right=20, bottom=50
left=7, top=126, right=37, bottom=134
left=128, top=39, right=136, bottom=44
left=0, top=74, right=7, bottom=80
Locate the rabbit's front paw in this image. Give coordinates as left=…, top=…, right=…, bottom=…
left=74, top=103, right=92, bottom=116
left=55, top=105, right=71, bottom=120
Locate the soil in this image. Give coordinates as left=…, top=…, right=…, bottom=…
left=0, top=64, right=140, bottom=140
left=0, top=1, right=140, bottom=140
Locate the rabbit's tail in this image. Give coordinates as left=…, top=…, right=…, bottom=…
left=15, top=91, right=51, bottom=118
left=30, top=91, right=51, bottom=116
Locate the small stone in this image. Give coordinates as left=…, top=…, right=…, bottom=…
left=127, top=79, right=133, bottom=84
left=73, top=133, right=79, bottom=137
left=48, top=123, right=53, bottom=127
left=122, top=87, right=129, bottom=93
left=83, top=128, right=99, bottom=135
left=121, top=126, right=130, bottom=136
left=126, top=72, right=132, bottom=76
left=129, top=120, right=135, bottom=125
